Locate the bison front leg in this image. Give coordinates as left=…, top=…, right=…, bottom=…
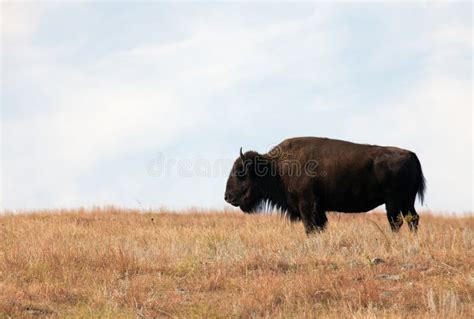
left=298, top=197, right=327, bottom=235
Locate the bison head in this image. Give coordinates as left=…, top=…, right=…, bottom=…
left=224, top=148, right=269, bottom=213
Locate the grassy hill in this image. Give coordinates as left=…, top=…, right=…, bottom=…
left=1, top=208, right=473, bottom=318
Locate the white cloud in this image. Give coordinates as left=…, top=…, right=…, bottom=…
left=1, top=3, right=472, bottom=212
left=2, top=67, right=188, bottom=209
left=1, top=2, right=44, bottom=41
left=1, top=4, right=345, bottom=209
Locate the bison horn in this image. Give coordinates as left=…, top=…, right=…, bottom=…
left=240, top=147, right=245, bottom=161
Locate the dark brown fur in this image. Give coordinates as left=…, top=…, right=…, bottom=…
left=225, top=137, right=426, bottom=234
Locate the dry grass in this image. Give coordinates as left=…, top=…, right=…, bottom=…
left=1, top=208, right=473, bottom=318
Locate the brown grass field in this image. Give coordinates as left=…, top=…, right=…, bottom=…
left=0, top=208, right=473, bottom=318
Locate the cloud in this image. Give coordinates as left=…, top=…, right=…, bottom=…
left=1, top=59, right=191, bottom=208
left=1, top=2, right=472, bottom=212
left=1, top=3, right=345, bottom=209
left=1, top=2, right=45, bottom=41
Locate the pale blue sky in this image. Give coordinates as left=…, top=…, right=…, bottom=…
left=1, top=2, right=472, bottom=212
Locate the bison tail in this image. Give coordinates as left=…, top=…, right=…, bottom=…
left=414, top=154, right=426, bottom=205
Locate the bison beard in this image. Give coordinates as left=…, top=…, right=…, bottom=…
left=224, top=137, right=425, bottom=235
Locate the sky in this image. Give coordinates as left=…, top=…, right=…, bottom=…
left=1, top=2, right=472, bottom=213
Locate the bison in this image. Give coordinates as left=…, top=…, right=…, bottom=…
left=224, top=137, right=425, bottom=234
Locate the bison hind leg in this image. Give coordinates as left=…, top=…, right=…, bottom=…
left=401, top=204, right=419, bottom=232
left=397, top=192, right=419, bottom=232
left=385, top=199, right=403, bottom=232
